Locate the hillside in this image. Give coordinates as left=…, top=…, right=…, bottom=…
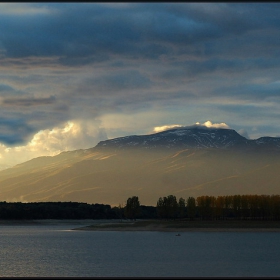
left=0, top=126, right=280, bottom=206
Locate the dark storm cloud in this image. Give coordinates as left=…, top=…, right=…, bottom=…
left=2, top=95, right=56, bottom=107
left=0, top=84, right=14, bottom=92
left=0, top=111, right=67, bottom=146
left=0, top=3, right=144, bottom=61
left=0, top=97, right=70, bottom=145
left=0, top=3, right=279, bottom=64
left=209, top=79, right=280, bottom=101
left=0, top=118, right=36, bottom=145
left=0, top=83, right=27, bottom=96
left=84, top=70, right=152, bottom=93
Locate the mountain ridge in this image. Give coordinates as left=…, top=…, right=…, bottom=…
left=95, top=125, right=280, bottom=152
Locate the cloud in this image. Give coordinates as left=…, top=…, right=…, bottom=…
left=26, top=120, right=107, bottom=152
left=84, top=70, right=152, bottom=93
left=0, top=3, right=51, bottom=15
left=153, top=125, right=183, bottom=133
left=2, top=95, right=56, bottom=106
left=195, top=121, right=230, bottom=129
left=0, top=120, right=107, bottom=168
left=153, top=121, right=230, bottom=133
left=0, top=3, right=278, bottom=64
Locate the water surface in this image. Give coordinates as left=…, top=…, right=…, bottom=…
left=0, top=222, right=279, bottom=277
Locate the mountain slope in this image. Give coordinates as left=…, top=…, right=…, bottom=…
left=0, top=126, right=280, bottom=206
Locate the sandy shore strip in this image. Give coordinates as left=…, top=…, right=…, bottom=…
left=73, top=226, right=280, bottom=232
left=1, top=219, right=280, bottom=232
left=72, top=219, right=280, bottom=232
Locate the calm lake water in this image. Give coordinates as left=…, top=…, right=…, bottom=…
left=0, top=220, right=280, bottom=277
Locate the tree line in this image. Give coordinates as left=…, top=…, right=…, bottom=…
left=0, top=201, right=156, bottom=220
left=123, top=194, right=280, bottom=221
left=0, top=194, right=280, bottom=220
left=0, top=201, right=116, bottom=220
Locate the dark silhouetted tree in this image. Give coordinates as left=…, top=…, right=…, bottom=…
left=124, top=196, right=141, bottom=220
left=156, top=195, right=178, bottom=219
left=156, top=197, right=165, bottom=219
left=187, top=196, right=196, bottom=220
left=178, top=197, right=186, bottom=218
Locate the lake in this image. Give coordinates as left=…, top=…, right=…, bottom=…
left=0, top=220, right=280, bottom=277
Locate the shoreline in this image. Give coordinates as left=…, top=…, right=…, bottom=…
left=73, top=226, right=280, bottom=232
left=72, top=219, right=280, bottom=232
left=1, top=219, right=280, bottom=232
left=0, top=219, right=105, bottom=226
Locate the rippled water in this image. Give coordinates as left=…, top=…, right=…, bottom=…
left=0, top=222, right=280, bottom=277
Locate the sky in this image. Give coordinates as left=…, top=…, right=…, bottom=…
left=0, top=2, right=280, bottom=168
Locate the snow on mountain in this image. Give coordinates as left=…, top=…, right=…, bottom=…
left=96, top=126, right=246, bottom=150
left=96, top=126, right=280, bottom=152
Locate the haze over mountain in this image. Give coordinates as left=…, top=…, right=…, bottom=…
left=0, top=125, right=280, bottom=206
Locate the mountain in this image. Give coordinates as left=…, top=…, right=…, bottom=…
left=96, top=125, right=280, bottom=151
left=96, top=126, right=248, bottom=150
left=0, top=126, right=280, bottom=206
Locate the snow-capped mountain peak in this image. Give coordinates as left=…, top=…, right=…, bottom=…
left=95, top=126, right=256, bottom=150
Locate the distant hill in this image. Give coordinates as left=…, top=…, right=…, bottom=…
left=0, top=126, right=280, bottom=206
